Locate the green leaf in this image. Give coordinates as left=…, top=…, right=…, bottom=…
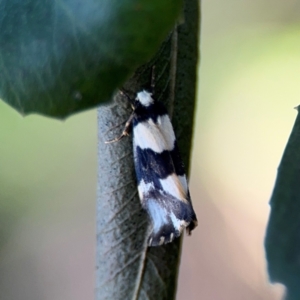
left=96, top=0, right=199, bottom=298
left=265, top=107, right=300, bottom=299
left=0, top=0, right=182, bottom=118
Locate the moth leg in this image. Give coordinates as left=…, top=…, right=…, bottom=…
left=119, top=89, right=135, bottom=107
left=105, top=112, right=134, bottom=144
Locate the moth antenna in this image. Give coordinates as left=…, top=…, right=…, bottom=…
left=150, top=65, right=156, bottom=95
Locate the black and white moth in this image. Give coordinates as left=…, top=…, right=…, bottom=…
left=106, top=90, right=198, bottom=247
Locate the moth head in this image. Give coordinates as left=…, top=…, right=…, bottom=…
left=136, top=90, right=154, bottom=107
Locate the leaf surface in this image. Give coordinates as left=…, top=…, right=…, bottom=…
left=0, top=0, right=182, bottom=118
left=96, top=0, right=199, bottom=299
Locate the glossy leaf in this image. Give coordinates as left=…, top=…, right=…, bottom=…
left=0, top=0, right=182, bottom=118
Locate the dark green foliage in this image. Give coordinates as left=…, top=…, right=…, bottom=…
left=0, top=0, right=182, bottom=118
left=265, top=107, right=300, bottom=300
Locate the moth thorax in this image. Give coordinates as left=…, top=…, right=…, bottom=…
left=136, top=90, right=154, bottom=107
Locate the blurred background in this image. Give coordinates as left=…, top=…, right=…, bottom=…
left=1, top=0, right=299, bottom=299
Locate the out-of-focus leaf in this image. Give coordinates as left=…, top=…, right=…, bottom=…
left=0, top=0, right=182, bottom=118
left=265, top=107, right=300, bottom=299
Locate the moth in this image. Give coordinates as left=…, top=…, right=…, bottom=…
left=106, top=89, right=198, bottom=246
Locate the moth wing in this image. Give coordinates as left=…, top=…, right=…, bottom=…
left=133, top=114, right=198, bottom=246
left=144, top=190, right=196, bottom=246
left=134, top=115, right=188, bottom=200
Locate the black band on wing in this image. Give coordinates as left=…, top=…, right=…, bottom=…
left=134, top=143, right=186, bottom=183
left=132, top=102, right=168, bottom=125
